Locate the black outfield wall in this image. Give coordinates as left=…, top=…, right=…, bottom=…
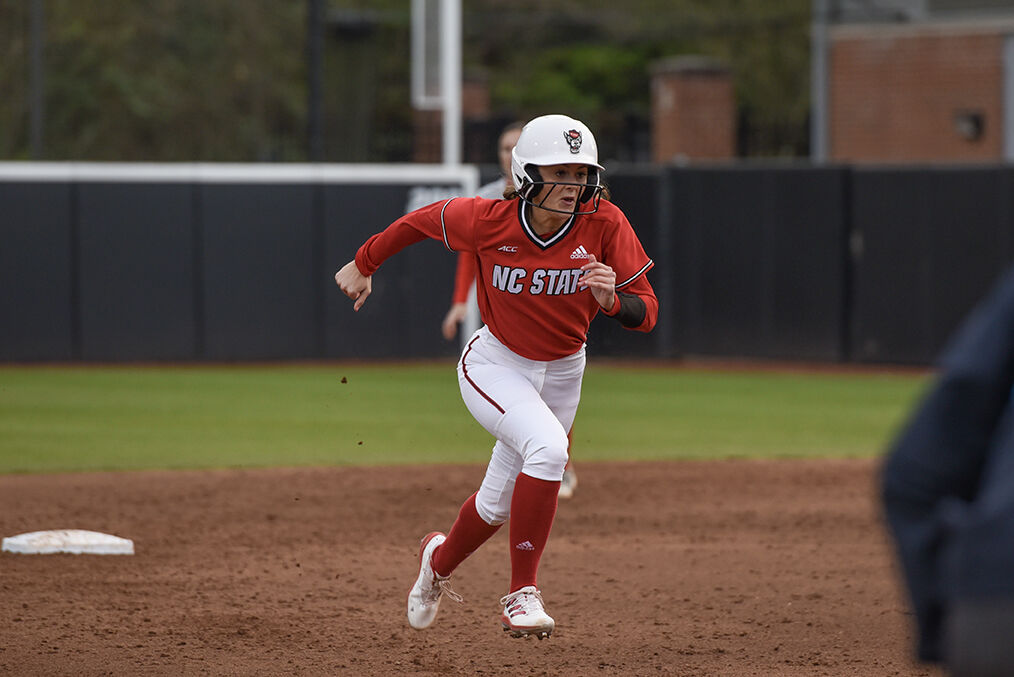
left=1, top=182, right=75, bottom=361
left=0, top=165, right=473, bottom=362
left=668, top=166, right=850, bottom=362
left=2, top=163, right=1012, bottom=365
left=849, top=167, right=1014, bottom=365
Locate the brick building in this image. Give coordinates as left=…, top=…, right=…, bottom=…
left=829, top=12, right=1014, bottom=162
left=649, top=56, right=736, bottom=163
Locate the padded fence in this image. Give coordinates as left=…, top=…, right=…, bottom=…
left=0, top=164, right=475, bottom=362
left=2, top=163, right=1012, bottom=365
left=849, top=167, right=1014, bottom=365
left=667, top=166, right=850, bottom=362
left=0, top=181, right=75, bottom=361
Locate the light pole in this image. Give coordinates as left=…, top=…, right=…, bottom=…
left=307, top=0, right=324, bottom=161
left=810, top=0, right=829, bottom=163
left=30, top=0, right=45, bottom=159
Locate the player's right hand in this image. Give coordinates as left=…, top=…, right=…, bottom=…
left=335, top=260, right=372, bottom=312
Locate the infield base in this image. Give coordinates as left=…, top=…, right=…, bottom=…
left=2, top=529, right=134, bottom=555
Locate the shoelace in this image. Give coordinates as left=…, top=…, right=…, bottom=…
left=499, top=588, right=545, bottom=617
left=423, top=576, right=463, bottom=605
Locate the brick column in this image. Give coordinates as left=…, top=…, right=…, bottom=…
left=651, top=56, right=735, bottom=163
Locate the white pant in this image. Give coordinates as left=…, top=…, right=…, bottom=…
left=457, top=326, right=585, bottom=525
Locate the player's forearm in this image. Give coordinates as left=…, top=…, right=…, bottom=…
left=354, top=222, right=430, bottom=276
left=601, top=286, right=658, bottom=332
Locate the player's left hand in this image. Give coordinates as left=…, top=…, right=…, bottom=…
left=580, top=254, right=616, bottom=311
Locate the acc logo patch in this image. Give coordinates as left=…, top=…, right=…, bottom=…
left=564, top=129, right=582, bottom=153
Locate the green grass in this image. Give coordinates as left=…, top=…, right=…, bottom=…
left=577, top=366, right=927, bottom=460
left=0, top=362, right=930, bottom=474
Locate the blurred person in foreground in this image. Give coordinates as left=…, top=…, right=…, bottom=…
left=442, top=119, right=578, bottom=500
left=883, top=264, right=1014, bottom=677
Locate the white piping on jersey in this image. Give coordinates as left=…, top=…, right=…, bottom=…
left=519, top=201, right=575, bottom=249
left=439, top=198, right=457, bottom=251
left=616, top=260, right=654, bottom=289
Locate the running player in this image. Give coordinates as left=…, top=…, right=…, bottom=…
left=441, top=120, right=579, bottom=499
left=334, top=114, right=657, bottom=639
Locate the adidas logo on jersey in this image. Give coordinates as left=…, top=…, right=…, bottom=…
left=570, top=245, right=590, bottom=260
left=515, top=540, right=535, bottom=551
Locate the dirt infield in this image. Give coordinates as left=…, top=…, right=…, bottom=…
left=1, top=459, right=941, bottom=676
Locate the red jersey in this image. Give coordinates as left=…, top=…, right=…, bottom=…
left=355, top=198, right=657, bottom=361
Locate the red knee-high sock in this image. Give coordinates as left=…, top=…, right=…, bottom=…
left=431, top=493, right=501, bottom=578
left=508, top=472, right=560, bottom=592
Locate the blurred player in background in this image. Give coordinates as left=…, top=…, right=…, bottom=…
left=441, top=121, right=523, bottom=344
left=442, top=119, right=578, bottom=500
left=335, top=114, right=657, bottom=639
left=883, top=264, right=1014, bottom=676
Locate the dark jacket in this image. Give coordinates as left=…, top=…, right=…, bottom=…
left=882, top=266, right=1014, bottom=661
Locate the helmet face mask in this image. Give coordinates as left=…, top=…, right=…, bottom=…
left=521, top=170, right=602, bottom=215
left=511, top=115, right=605, bottom=216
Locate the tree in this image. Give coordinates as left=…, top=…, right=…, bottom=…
left=0, top=0, right=812, bottom=161
left=0, top=0, right=305, bottom=161
left=466, top=0, right=811, bottom=158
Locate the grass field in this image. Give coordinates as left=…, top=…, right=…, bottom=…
left=0, top=362, right=930, bottom=474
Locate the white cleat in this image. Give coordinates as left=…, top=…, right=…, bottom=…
left=406, top=531, right=462, bottom=629
left=500, top=586, right=555, bottom=639
left=558, top=467, right=578, bottom=500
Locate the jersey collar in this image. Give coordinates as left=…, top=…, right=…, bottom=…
left=518, top=201, right=576, bottom=250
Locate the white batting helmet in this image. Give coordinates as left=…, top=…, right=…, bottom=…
left=510, top=114, right=605, bottom=214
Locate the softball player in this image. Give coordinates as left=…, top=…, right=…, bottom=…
left=442, top=120, right=579, bottom=500
left=335, top=114, right=658, bottom=639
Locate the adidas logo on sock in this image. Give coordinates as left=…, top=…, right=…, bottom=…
left=515, top=540, right=535, bottom=551
left=569, top=245, right=589, bottom=260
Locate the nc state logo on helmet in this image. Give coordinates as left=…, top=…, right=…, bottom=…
left=510, top=114, right=605, bottom=215
left=565, top=129, right=582, bottom=153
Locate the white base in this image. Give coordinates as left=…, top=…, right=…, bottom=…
left=2, top=529, right=134, bottom=555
